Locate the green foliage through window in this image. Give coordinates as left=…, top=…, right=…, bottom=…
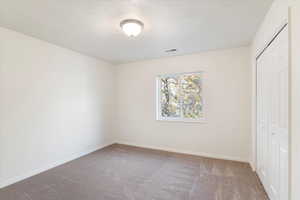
left=158, top=72, right=204, bottom=121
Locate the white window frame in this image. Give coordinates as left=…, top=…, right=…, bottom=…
left=156, top=71, right=205, bottom=123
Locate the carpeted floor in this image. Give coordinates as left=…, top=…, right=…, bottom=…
left=0, top=144, right=268, bottom=200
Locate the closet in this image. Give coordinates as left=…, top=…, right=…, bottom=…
left=256, top=24, right=289, bottom=200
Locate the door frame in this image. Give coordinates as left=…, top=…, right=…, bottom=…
left=254, top=21, right=288, bottom=172
left=254, top=21, right=289, bottom=198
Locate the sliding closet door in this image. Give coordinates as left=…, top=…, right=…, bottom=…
left=257, top=45, right=270, bottom=188
left=256, top=26, right=289, bottom=200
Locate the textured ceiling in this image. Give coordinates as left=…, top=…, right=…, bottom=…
left=0, top=0, right=273, bottom=64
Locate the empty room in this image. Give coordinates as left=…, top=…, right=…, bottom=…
left=0, top=0, right=299, bottom=199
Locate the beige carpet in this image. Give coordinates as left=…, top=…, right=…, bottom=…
left=0, top=144, right=268, bottom=200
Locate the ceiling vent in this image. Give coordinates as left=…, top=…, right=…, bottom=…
left=165, top=49, right=177, bottom=53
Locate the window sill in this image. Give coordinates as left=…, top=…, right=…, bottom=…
left=156, top=118, right=207, bottom=123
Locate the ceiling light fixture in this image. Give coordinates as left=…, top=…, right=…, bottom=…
left=120, top=19, right=144, bottom=37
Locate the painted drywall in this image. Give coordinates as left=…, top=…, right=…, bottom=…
left=250, top=0, right=289, bottom=169
left=0, top=27, right=116, bottom=188
left=115, top=47, right=251, bottom=162
left=290, top=1, right=300, bottom=199
left=0, top=0, right=273, bottom=64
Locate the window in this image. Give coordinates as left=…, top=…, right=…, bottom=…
left=156, top=72, right=204, bottom=122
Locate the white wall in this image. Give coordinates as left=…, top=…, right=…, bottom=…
left=115, top=47, right=251, bottom=162
left=0, top=27, right=116, bottom=188
left=290, top=1, right=300, bottom=199
left=252, top=0, right=289, bottom=57
left=250, top=0, right=289, bottom=169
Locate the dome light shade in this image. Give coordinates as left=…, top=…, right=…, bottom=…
left=120, top=19, right=144, bottom=37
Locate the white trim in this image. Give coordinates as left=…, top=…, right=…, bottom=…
left=250, top=161, right=256, bottom=172
left=118, top=142, right=249, bottom=163
left=156, top=118, right=207, bottom=123
left=156, top=71, right=206, bottom=123
left=0, top=142, right=114, bottom=189
left=256, top=19, right=288, bottom=60
left=0, top=141, right=250, bottom=189
left=254, top=23, right=289, bottom=199
left=252, top=22, right=289, bottom=171
left=157, top=71, right=206, bottom=78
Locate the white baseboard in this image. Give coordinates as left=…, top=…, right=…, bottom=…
left=250, top=161, right=256, bottom=172
left=117, top=142, right=249, bottom=163
left=0, top=141, right=250, bottom=189
left=0, top=142, right=114, bottom=189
